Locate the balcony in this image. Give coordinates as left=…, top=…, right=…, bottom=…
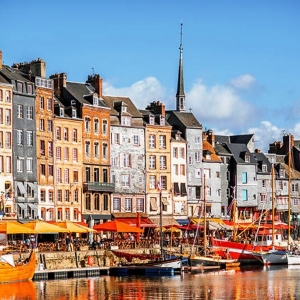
left=83, top=182, right=115, bottom=193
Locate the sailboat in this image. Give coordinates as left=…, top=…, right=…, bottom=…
left=259, top=164, right=287, bottom=265
left=189, top=175, right=239, bottom=268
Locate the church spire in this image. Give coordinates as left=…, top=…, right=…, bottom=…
left=176, top=22, right=185, bottom=112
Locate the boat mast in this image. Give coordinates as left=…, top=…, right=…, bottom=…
left=288, top=133, right=291, bottom=245
left=203, top=174, right=207, bottom=255
left=271, top=164, right=275, bottom=249
left=159, top=186, right=163, bottom=258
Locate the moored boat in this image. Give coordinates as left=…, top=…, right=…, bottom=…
left=189, top=253, right=239, bottom=268
left=0, top=249, right=36, bottom=283
left=260, top=249, right=287, bottom=265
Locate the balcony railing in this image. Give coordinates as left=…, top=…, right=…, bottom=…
left=83, top=182, right=115, bottom=193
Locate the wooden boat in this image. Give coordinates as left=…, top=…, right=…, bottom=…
left=112, top=250, right=161, bottom=262
left=189, top=253, right=238, bottom=268
left=0, top=249, right=36, bottom=283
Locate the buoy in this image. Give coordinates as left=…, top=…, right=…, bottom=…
left=87, top=256, right=94, bottom=266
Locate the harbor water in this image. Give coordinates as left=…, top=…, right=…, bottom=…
left=1, top=265, right=300, bottom=299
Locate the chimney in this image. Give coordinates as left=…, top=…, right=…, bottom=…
left=50, top=73, right=67, bottom=98
left=283, top=134, right=294, bottom=154
left=0, top=50, right=2, bottom=69
left=30, top=58, right=46, bottom=78
left=146, top=101, right=165, bottom=117
left=255, top=149, right=261, bottom=153
left=206, top=129, right=215, bottom=147
left=86, top=74, right=103, bottom=97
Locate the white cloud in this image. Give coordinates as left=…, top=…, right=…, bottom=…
left=103, top=77, right=165, bottom=110
left=229, top=74, right=256, bottom=90
left=186, top=78, right=258, bottom=128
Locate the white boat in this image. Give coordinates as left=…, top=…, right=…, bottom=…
left=260, top=249, right=287, bottom=265
left=287, top=253, right=300, bottom=265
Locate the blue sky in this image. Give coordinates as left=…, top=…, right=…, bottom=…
left=1, top=1, right=300, bottom=151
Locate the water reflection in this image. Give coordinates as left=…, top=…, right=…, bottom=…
left=0, top=280, right=36, bottom=300
left=12, top=266, right=300, bottom=299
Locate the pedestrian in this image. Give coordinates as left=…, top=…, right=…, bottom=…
left=66, top=234, right=72, bottom=251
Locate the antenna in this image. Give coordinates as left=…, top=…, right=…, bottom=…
left=92, top=67, right=94, bottom=75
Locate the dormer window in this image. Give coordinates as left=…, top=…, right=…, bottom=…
left=160, top=115, right=165, bottom=126
left=72, top=109, right=77, bottom=118
left=279, top=169, right=285, bottom=178
left=121, top=116, right=131, bottom=126
left=122, top=105, right=127, bottom=113
left=93, top=95, right=98, bottom=106
left=245, top=154, right=250, bottom=163
left=71, top=100, right=76, bottom=106
left=262, top=164, right=267, bottom=172
left=60, top=107, right=64, bottom=117
left=149, top=116, right=154, bottom=125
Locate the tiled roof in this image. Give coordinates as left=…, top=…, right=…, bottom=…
left=203, top=141, right=222, bottom=162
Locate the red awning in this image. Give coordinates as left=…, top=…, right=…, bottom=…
left=114, top=217, right=157, bottom=228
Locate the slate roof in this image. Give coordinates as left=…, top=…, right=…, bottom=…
left=166, top=111, right=202, bottom=128
left=0, top=73, right=10, bottom=84
left=102, top=95, right=143, bottom=118
left=252, top=152, right=272, bottom=173
left=225, top=143, right=255, bottom=164
left=64, top=81, right=108, bottom=108
left=0, top=65, right=31, bottom=82
left=215, top=134, right=254, bottom=145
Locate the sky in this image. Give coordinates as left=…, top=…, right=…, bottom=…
left=1, top=1, right=300, bottom=152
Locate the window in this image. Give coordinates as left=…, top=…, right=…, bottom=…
left=0, top=156, right=3, bottom=172
left=102, top=120, right=108, bottom=135
left=56, top=127, right=61, bottom=140
left=60, top=107, right=64, bottom=116
left=94, top=168, right=100, bottom=182
left=160, top=176, right=167, bottom=190
left=179, top=147, right=185, bottom=158
left=40, top=140, right=45, bottom=155
left=48, top=165, right=54, bottom=176
left=48, top=141, right=53, bottom=156
left=94, top=194, right=100, bottom=210
left=0, top=108, right=2, bottom=124
left=85, top=117, right=91, bottom=132
left=133, top=135, right=139, bottom=145
left=49, top=190, right=53, bottom=202
left=149, top=155, right=156, bottom=169
left=73, top=148, right=78, bottom=162
left=0, top=89, right=2, bottom=100
left=195, top=136, right=201, bottom=143
left=125, top=198, right=132, bottom=212
left=174, top=164, right=178, bottom=175
left=102, top=143, right=108, bottom=159
left=5, top=109, right=11, bottom=125
left=40, top=190, right=46, bottom=202
left=123, top=154, right=131, bottom=167
left=121, top=116, right=131, bottom=126
left=27, top=131, right=33, bottom=146
left=94, top=142, right=99, bottom=158
left=245, top=154, right=250, bottom=163
left=63, top=128, right=69, bottom=141
left=242, top=172, right=247, bottom=184
left=86, top=194, right=91, bottom=210
left=40, top=119, right=45, bottom=131
left=180, top=164, right=185, bottom=175
left=149, top=135, right=155, bottom=148
left=292, top=183, right=298, bottom=192
left=64, top=169, right=69, bottom=183
left=57, top=168, right=62, bottom=183
left=188, top=156, right=192, bottom=165
left=136, top=198, right=144, bottom=212
left=160, top=156, right=166, bottom=169
left=262, top=164, right=267, bottom=172
left=40, top=97, right=44, bottom=109
left=64, top=190, right=69, bottom=202
left=26, top=158, right=33, bottom=172
left=57, top=190, right=62, bottom=202
left=94, top=119, right=99, bottom=134
left=262, top=179, right=266, bottom=188
left=73, top=170, right=78, bottom=183
left=86, top=167, right=91, bottom=182
left=103, top=194, right=109, bottom=211
left=73, top=189, right=78, bottom=203
left=17, top=158, right=24, bottom=172
left=17, top=104, right=23, bottom=118
left=5, top=90, right=11, bottom=102
left=47, top=98, right=52, bottom=110
left=5, top=156, right=11, bottom=173
left=113, top=133, right=120, bottom=144
left=113, top=198, right=121, bottom=211
left=72, top=109, right=77, bottom=118
left=150, top=175, right=156, bottom=189
left=72, top=129, right=77, bottom=142
left=203, top=169, right=211, bottom=179
left=17, top=130, right=23, bottom=145
left=159, top=135, right=166, bottom=148
left=242, top=189, right=248, bottom=201
left=122, top=174, right=130, bottom=187
left=279, top=169, right=285, bottom=178
left=5, top=132, right=11, bottom=148
left=195, top=151, right=201, bottom=162
left=173, top=147, right=178, bottom=158
left=40, top=163, right=46, bottom=175
left=56, top=146, right=61, bottom=160
left=27, top=106, right=33, bottom=119
left=64, top=147, right=69, bottom=161
left=149, top=116, right=154, bottom=125
left=85, top=141, right=90, bottom=157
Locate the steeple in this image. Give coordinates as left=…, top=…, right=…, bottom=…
left=176, top=23, right=186, bottom=112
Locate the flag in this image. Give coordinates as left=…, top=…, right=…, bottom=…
left=157, top=182, right=161, bottom=192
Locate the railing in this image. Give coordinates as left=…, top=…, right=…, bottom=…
left=83, top=182, right=115, bottom=192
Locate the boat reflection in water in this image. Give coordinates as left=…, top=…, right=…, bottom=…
left=0, top=280, right=36, bottom=300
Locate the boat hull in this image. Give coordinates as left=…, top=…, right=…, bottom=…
left=286, top=253, right=300, bottom=265
left=0, top=250, right=36, bottom=283
left=261, top=250, right=287, bottom=265
left=190, top=254, right=237, bottom=268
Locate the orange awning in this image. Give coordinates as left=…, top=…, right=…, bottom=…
left=93, top=220, right=143, bottom=233
left=114, top=217, right=157, bottom=228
